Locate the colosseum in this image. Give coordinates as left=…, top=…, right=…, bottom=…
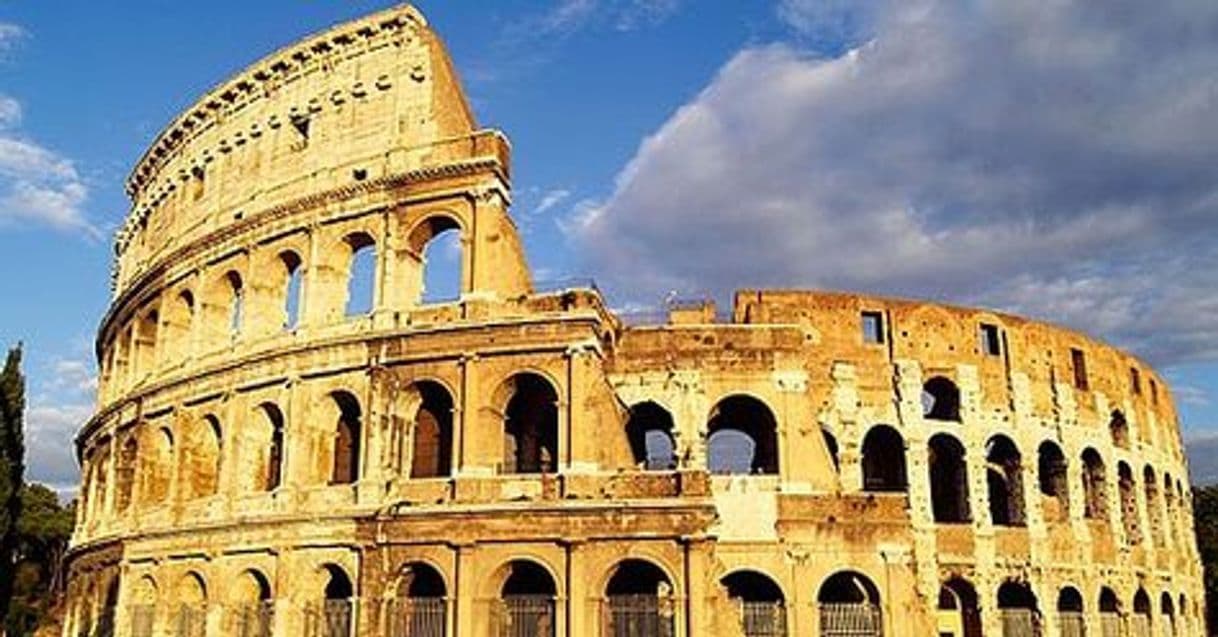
left=61, top=4, right=1205, bottom=637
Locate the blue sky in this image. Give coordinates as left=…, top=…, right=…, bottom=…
left=1, top=0, right=1216, bottom=491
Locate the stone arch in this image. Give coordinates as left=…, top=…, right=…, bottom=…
left=344, top=231, right=377, bottom=317
left=938, top=577, right=982, bottom=637
left=248, top=402, right=286, bottom=492
left=929, top=433, right=970, bottom=523
left=388, top=561, right=448, bottom=636
left=625, top=401, right=676, bottom=470
left=162, top=289, right=195, bottom=363
left=129, top=575, right=158, bottom=637
left=224, top=270, right=244, bottom=337
left=144, top=427, right=174, bottom=504
left=1057, top=586, right=1084, bottom=637
left=500, top=372, right=559, bottom=474
left=408, top=380, right=454, bottom=479
left=231, top=568, right=273, bottom=636
left=1081, top=448, right=1108, bottom=520
left=279, top=250, right=304, bottom=330
left=707, top=394, right=779, bottom=475
left=134, top=306, right=159, bottom=380
left=174, top=571, right=208, bottom=636
left=996, top=581, right=1040, bottom=636
left=1118, top=461, right=1141, bottom=544
left=1110, top=410, right=1130, bottom=449
left=329, top=391, right=363, bottom=485
left=817, top=570, right=882, bottom=636
left=986, top=434, right=1025, bottom=526
left=495, top=559, right=558, bottom=637
left=115, top=434, right=139, bottom=514
left=407, top=213, right=464, bottom=305
left=313, top=564, right=355, bottom=637
left=1098, top=586, right=1120, bottom=632
left=603, top=559, right=677, bottom=637
left=1164, top=472, right=1177, bottom=544
left=861, top=424, right=907, bottom=492
left=185, top=414, right=222, bottom=500
left=1132, top=588, right=1152, bottom=635
left=1160, top=592, right=1176, bottom=636
left=1037, top=440, right=1069, bottom=521
left=720, top=570, right=787, bottom=637
left=922, top=376, right=961, bottom=422
left=822, top=426, right=840, bottom=472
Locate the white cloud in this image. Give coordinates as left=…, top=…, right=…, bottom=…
left=0, top=23, right=25, bottom=60
left=533, top=188, right=572, bottom=216
left=0, top=98, right=95, bottom=237
left=24, top=403, right=89, bottom=489
left=568, top=0, right=1218, bottom=368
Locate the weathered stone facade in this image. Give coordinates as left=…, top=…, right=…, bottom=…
left=62, top=5, right=1204, bottom=637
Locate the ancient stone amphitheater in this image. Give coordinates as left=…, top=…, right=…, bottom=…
left=61, top=5, right=1204, bottom=637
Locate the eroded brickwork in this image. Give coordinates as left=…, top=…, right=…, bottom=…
left=63, top=5, right=1203, bottom=637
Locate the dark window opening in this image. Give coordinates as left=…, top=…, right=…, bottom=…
left=1110, top=410, right=1130, bottom=449
left=281, top=251, right=303, bottom=331
left=396, top=562, right=446, bottom=599
left=721, top=571, right=786, bottom=637
left=503, top=374, right=559, bottom=474
left=1071, top=348, right=1089, bottom=390
left=818, top=571, right=882, bottom=637
left=939, top=578, right=982, bottom=637
left=626, top=401, right=677, bottom=470
left=822, top=427, right=839, bottom=472
left=499, top=561, right=557, bottom=637
left=861, top=311, right=884, bottom=344
left=979, top=323, right=1001, bottom=356
left=862, top=425, right=907, bottom=492
left=707, top=395, right=779, bottom=475
left=330, top=391, right=362, bottom=485
left=261, top=403, right=286, bottom=491
left=1131, top=367, right=1142, bottom=395
left=1037, top=441, right=1069, bottom=520
left=929, top=434, right=970, bottom=523
left=986, top=435, right=1025, bottom=527
left=410, top=381, right=454, bottom=479
left=1118, top=462, right=1141, bottom=544
left=922, top=376, right=961, bottom=422
left=1081, top=448, right=1107, bottom=520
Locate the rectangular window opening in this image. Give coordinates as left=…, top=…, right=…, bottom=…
left=979, top=323, right=1001, bottom=356
left=861, top=311, right=884, bottom=344
left=1071, top=348, right=1089, bottom=391
left=1131, top=367, right=1142, bottom=395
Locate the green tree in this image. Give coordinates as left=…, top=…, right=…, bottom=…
left=6, top=484, right=74, bottom=636
left=1194, top=484, right=1218, bottom=633
left=0, top=345, right=26, bottom=626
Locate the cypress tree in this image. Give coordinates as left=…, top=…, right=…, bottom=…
left=0, top=345, right=26, bottom=624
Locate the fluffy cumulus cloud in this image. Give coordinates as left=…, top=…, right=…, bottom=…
left=568, top=0, right=1218, bottom=367
left=0, top=23, right=94, bottom=237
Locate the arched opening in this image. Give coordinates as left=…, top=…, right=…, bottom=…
left=409, top=381, right=454, bottom=479
left=937, top=577, right=981, bottom=637
left=1160, top=592, right=1176, bottom=637
left=707, top=395, right=779, bottom=475
left=1110, top=410, right=1130, bottom=449
left=625, top=402, right=677, bottom=470
left=1037, top=441, right=1069, bottom=522
left=254, top=403, right=286, bottom=492
left=129, top=576, right=157, bottom=637
left=345, top=233, right=377, bottom=317
left=1099, top=587, right=1121, bottom=637
left=330, top=391, right=362, bottom=485
left=861, top=425, right=907, bottom=492
left=313, top=564, right=354, bottom=637
left=186, top=415, right=222, bottom=500
left=281, top=251, right=304, bottom=330
left=233, top=569, right=273, bottom=637
left=174, top=572, right=208, bottom=637
left=822, top=427, right=840, bottom=472
left=1164, top=473, right=1177, bottom=545
left=922, top=376, right=961, bottom=421
left=604, top=559, right=676, bottom=637
left=1057, top=587, right=1084, bottom=637
left=929, top=434, right=970, bottom=523
left=409, top=216, right=463, bottom=305
left=96, top=576, right=119, bottom=637
left=164, top=290, right=194, bottom=364
left=996, top=581, right=1040, bottom=637
left=1081, top=448, right=1108, bottom=520
left=388, top=562, right=447, bottom=637
left=1132, top=588, right=1152, bottom=637
left=115, top=436, right=138, bottom=514
left=134, top=309, right=159, bottom=380
left=226, top=271, right=244, bottom=337
left=817, top=571, right=881, bottom=636
left=1118, top=462, right=1141, bottom=544
left=497, top=561, right=557, bottom=637
left=1144, top=465, right=1162, bottom=546
left=502, top=374, right=559, bottom=474
left=144, top=428, right=174, bottom=504
left=986, top=435, right=1025, bottom=526
left=721, top=570, right=786, bottom=637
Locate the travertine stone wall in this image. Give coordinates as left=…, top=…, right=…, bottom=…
left=62, top=5, right=1203, bottom=637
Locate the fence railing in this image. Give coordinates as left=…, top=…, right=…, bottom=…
left=383, top=597, right=447, bottom=637
left=491, top=596, right=556, bottom=637
left=602, top=595, right=676, bottom=637
left=999, top=609, right=1038, bottom=637
left=1130, top=615, right=1151, bottom=637
left=304, top=599, right=356, bottom=637
left=739, top=601, right=787, bottom=637
left=235, top=601, right=275, bottom=637
left=129, top=604, right=155, bottom=637
left=1100, top=613, right=1123, bottom=637
left=818, top=603, right=882, bottom=637
left=174, top=604, right=207, bottom=637
left=1058, top=611, right=1084, bottom=637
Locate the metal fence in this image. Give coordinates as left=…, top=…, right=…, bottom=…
left=1100, top=613, right=1123, bottom=637
left=818, top=602, right=882, bottom=637
left=129, top=604, right=156, bottom=637
left=305, top=600, right=355, bottom=637
left=739, top=601, right=787, bottom=637
left=1130, top=615, right=1151, bottom=637
left=602, top=595, right=676, bottom=637
left=174, top=605, right=207, bottom=637
left=492, top=596, right=555, bottom=637
left=1057, top=611, right=1084, bottom=637
left=999, top=609, right=1038, bottom=637
left=235, top=601, right=275, bottom=637
left=384, top=597, right=447, bottom=637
